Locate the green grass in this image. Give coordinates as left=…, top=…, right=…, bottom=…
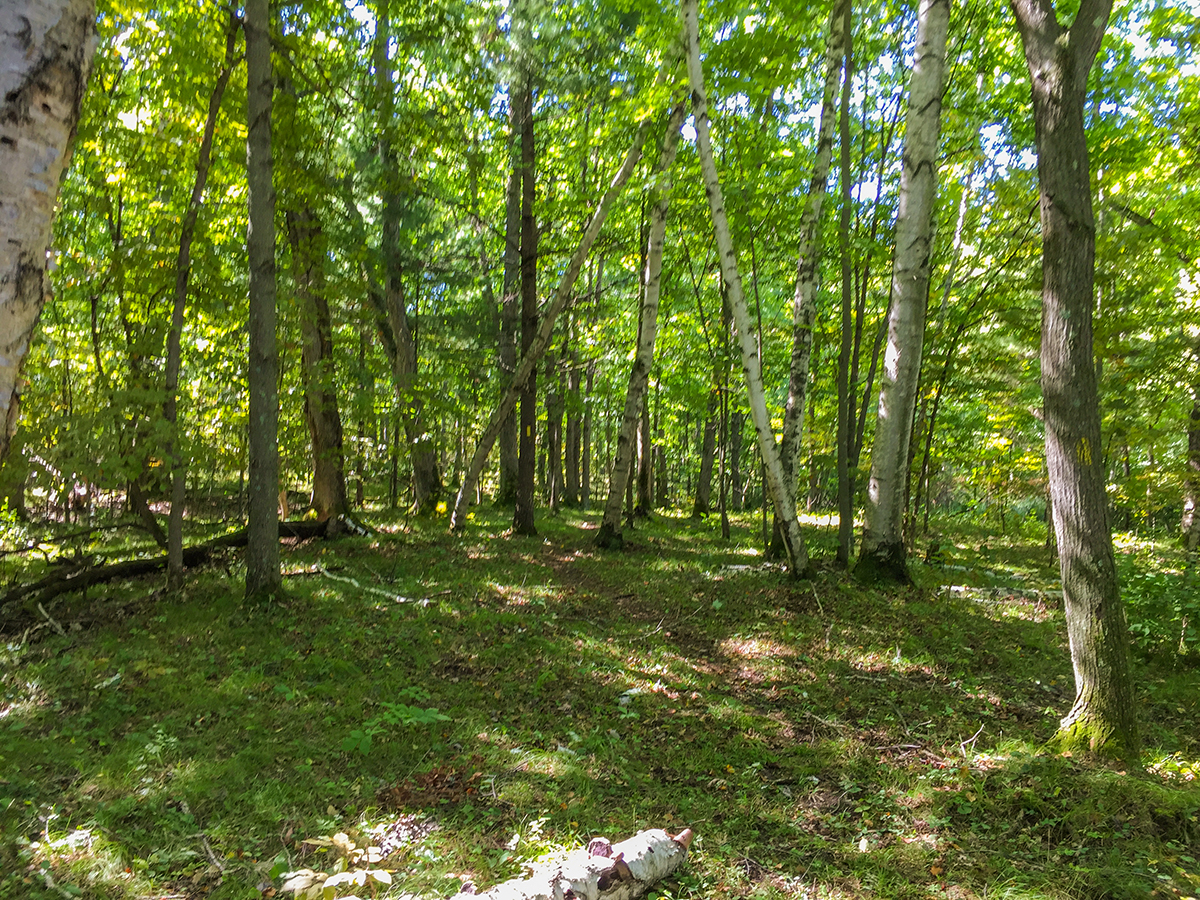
left=1, top=506, right=1197, bottom=900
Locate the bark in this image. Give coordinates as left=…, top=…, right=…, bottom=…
left=244, top=0, right=281, bottom=599
left=164, top=11, right=237, bottom=588
left=1, top=519, right=338, bottom=633
left=782, top=0, right=848, bottom=487
left=448, top=95, right=659, bottom=530
left=495, top=112, right=522, bottom=507
left=448, top=829, right=692, bottom=900
left=683, top=0, right=810, bottom=577
left=0, top=0, right=95, bottom=464
left=730, top=410, right=744, bottom=511
left=594, top=106, right=686, bottom=547
left=514, top=78, right=539, bottom=536
left=287, top=208, right=349, bottom=531
left=858, top=0, right=951, bottom=583
left=691, top=391, right=719, bottom=518
left=565, top=352, right=582, bottom=506
left=375, top=2, right=441, bottom=515
left=1184, top=391, right=1200, bottom=555
left=835, top=0, right=855, bottom=567
left=545, top=353, right=564, bottom=513
left=1011, top=0, right=1137, bottom=759
left=581, top=359, right=595, bottom=508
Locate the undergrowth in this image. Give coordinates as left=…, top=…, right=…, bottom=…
left=1, top=506, right=1197, bottom=900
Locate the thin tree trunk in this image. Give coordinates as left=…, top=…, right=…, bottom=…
left=565, top=351, right=582, bottom=506
left=496, top=112, right=522, bottom=507
left=582, top=359, right=595, bottom=508
left=244, top=0, right=281, bottom=599
left=1184, top=391, right=1200, bottom=557
left=858, top=0, right=952, bottom=582
left=835, top=0, right=855, bottom=568
left=692, top=392, right=719, bottom=518
left=1011, top=0, right=1137, bottom=758
left=683, top=0, right=810, bottom=577
left=448, top=89, right=660, bottom=530
left=596, top=100, right=685, bottom=547
left=287, top=208, right=349, bottom=530
left=375, top=3, right=440, bottom=515
left=782, top=0, right=848, bottom=486
left=514, top=78, right=540, bottom=535
left=730, top=410, right=744, bottom=511
left=164, top=12, right=237, bottom=587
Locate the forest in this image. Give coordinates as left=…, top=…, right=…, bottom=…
left=1, top=0, right=1198, bottom=897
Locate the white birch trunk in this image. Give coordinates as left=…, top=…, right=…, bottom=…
left=450, top=829, right=692, bottom=900
left=682, top=0, right=810, bottom=578
left=596, top=100, right=687, bottom=548
left=859, top=0, right=951, bottom=581
left=448, top=90, right=666, bottom=530
left=781, top=0, right=848, bottom=484
left=0, top=0, right=94, bottom=464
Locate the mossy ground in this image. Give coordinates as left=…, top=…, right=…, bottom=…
left=1, top=505, right=1197, bottom=900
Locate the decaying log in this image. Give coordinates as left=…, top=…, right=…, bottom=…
left=451, top=828, right=692, bottom=900
left=0, top=518, right=346, bottom=631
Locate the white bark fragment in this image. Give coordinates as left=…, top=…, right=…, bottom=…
left=450, top=829, right=692, bottom=900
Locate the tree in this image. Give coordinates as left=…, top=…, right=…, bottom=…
left=858, top=0, right=952, bottom=583
left=682, top=0, right=811, bottom=578
left=596, top=100, right=686, bottom=549
left=513, top=78, right=539, bottom=536
left=245, top=0, right=282, bottom=599
left=0, top=0, right=95, bottom=465
left=164, top=8, right=239, bottom=588
left=1010, top=0, right=1138, bottom=757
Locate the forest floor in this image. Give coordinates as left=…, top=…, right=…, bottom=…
left=1, top=504, right=1197, bottom=900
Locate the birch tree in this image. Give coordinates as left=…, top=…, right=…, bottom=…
left=858, top=0, right=952, bottom=583
left=0, top=0, right=95, bottom=465
left=596, top=100, right=686, bottom=549
left=681, top=0, right=810, bottom=578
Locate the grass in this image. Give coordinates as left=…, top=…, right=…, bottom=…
left=1, top=504, right=1198, bottom=900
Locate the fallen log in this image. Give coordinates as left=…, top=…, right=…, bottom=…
left=450, top=828, right=692, bottom=900
left=0, top=518, right=342, bottom=632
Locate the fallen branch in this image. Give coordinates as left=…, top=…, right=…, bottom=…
left=1, top=518, right=336, bottom=632
left=450, top=828, right=692, bottom=900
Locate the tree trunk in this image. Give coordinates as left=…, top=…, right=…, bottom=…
left=692, top=392, right=719, bottom=518
left=545, top=352, right=564, bottom=513
left=0, top=0, right=95, bottom=465
left=448, top=90, right=659, bottom=530
left=514, top=78, right=539, bottom=536
left=244, top=0, right=282, bottom=599
left=581, top=359, right=595, bottom=508
left=835, top=0, right=855, bottom=568
left=164, top=12, right=237, bottom=588
left=595, top=101, right=685, bottom=547
left=565, top=350, right=582, bottom=507
left=375, top=3, right=441, bottom=516
left=1184, top=392, right=1200, bottom=556
left=858, top=0, right=951, bottom=583
left=287, top=208, right=349, bottom=531
left=1011, top=0, right=1137, bottom=759
left=496, top=111, right=522, bottom=507
left=782, top=0, right=848, bottom=488
left=730, top=410, right=744, bottom=511
left=683, top=0, right=810, bottom=577
left=447, top=829, right=692, bottom=900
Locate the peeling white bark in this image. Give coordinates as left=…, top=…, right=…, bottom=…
left=0, top=0, right=95, bottom=463
left=450, top=829, right=692, bottom=900
left=682, top=0, right=810, bottom=577
left=860, top=0, right=951, bottom=580
left=597, top=100, right=687, bottom=546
